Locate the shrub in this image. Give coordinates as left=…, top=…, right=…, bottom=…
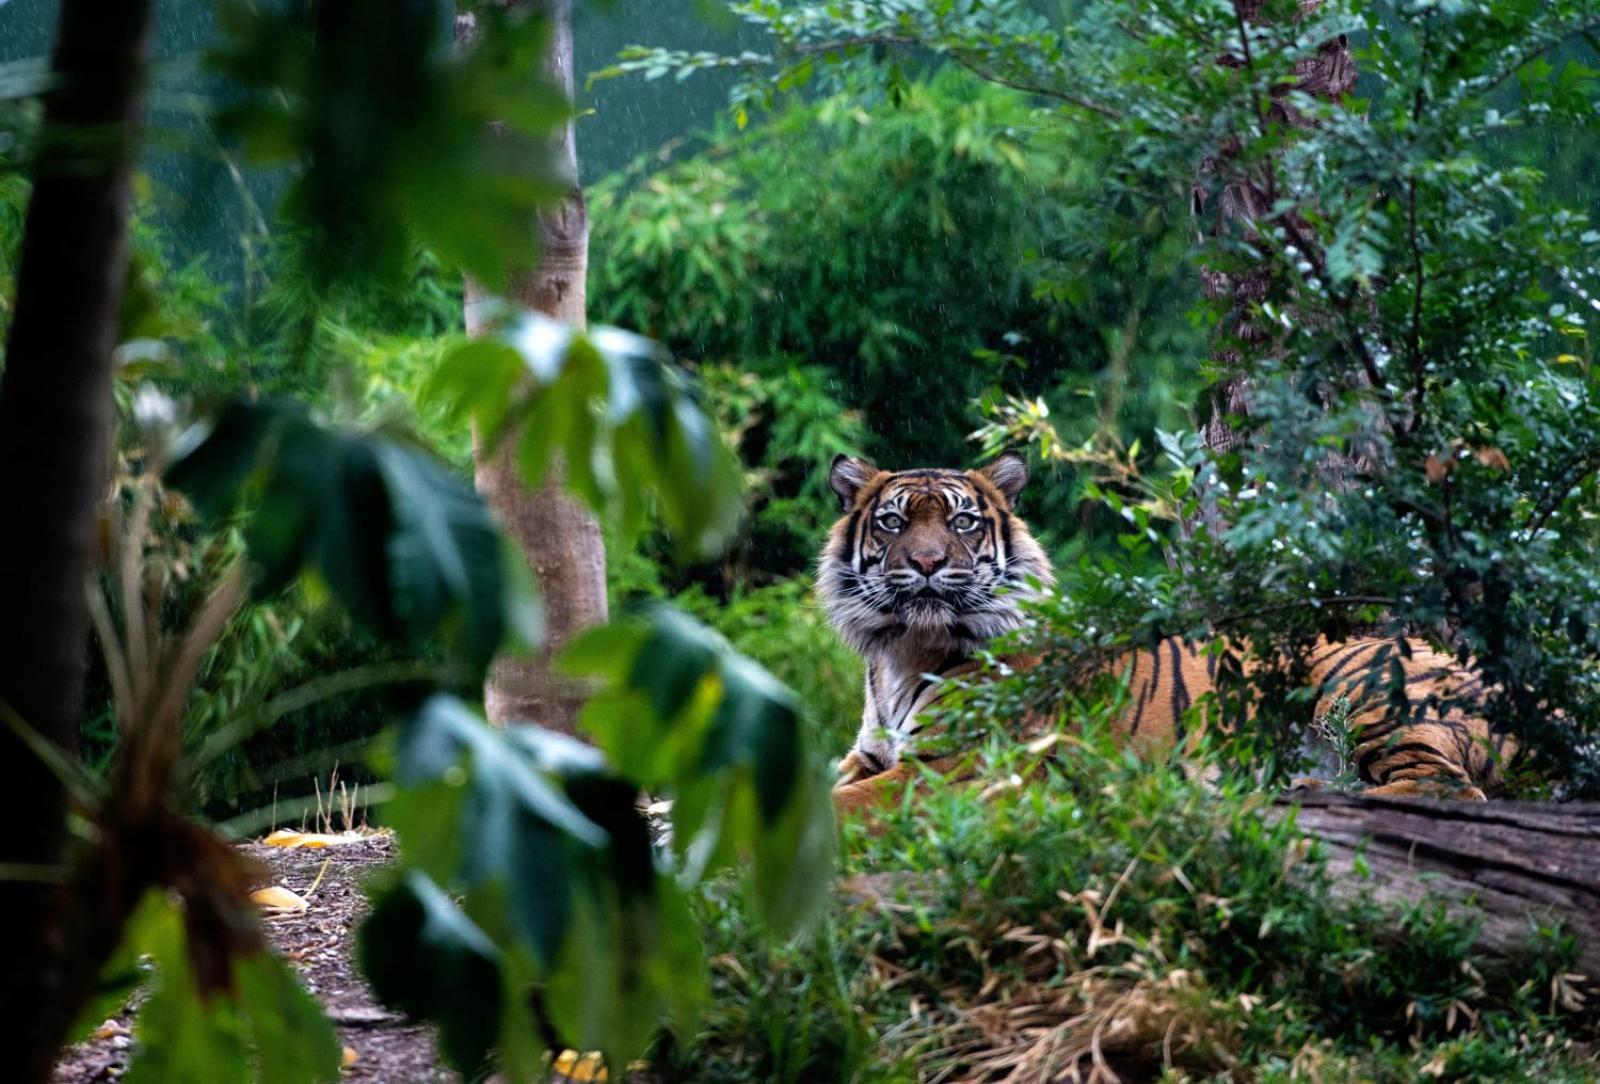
left=656, top=729, right=1597, bottom=1081
left=590, top=69, right=1205, bottom=569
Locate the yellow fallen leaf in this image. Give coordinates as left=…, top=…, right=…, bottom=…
left=251, top=885, right=309, bottom=913
left=553, top=1049, right=608, bottom=1082
left=1474, top=445, right=1510, bottom=471
left=341, top=1045, right=359, bottom=1069
left=91, top=1020, right=128, bottom=1041
left=262, top=829, right=364, bottom=849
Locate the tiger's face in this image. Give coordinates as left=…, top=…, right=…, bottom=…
left=816, top=452, right=1053, bottom=657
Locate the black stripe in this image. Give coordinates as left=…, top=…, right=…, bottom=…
left=1129, top=659, right=1153, bottom=736
left=1306, top=640, right=1352, bottom=668
left=1168, top=640, right=1191, bottom=720
left=1133, top=646, right=1163, bottom=736
left=844, top=509, right=862, bottom=553
left=1321, top=641, right=1387, bottom=689
left=1402, top=666, right=1456, bottom=686
left=1358, top=740, right=1453, bottom=783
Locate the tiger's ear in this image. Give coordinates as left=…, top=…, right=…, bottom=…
left=829, top=454, right=879, bottom=511
left=977, top=451, right=1029, bottom=506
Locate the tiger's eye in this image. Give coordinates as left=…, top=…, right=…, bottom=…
left=951, top=513, right=979, bottom=532
left=876, top=513, right=906, bottom=532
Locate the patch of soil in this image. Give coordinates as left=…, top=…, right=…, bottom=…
left=52, top=834, right=458, bottom=1083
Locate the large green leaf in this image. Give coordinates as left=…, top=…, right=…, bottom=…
left=563, top=605, right=834, bottom=935
left=426, top=312, right=745, bottom=557
left=359, top=872, right=505, bottom=1077
left=386, top=695, right=604, bottom=971
left=375, top=696, right=711, bottom=1074
left=120, top=891, right=341, bottom=1084
left=167, top=400, right=519, bottom=677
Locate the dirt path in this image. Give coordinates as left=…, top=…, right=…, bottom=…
left=53, top=834, right=459, bottom=1083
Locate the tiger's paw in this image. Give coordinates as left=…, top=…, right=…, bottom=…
left=1288, top=776, right=1328, bottom=792
left=835, top=751, right=870, bottom=788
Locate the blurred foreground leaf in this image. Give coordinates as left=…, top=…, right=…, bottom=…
left=367, top=694, right=706, bottom=1075
left=210, top=0, right=569, bottom=289
left=120, top=890, right=340, bottom=1084
left=166, top=399, right=522, bottom=678
left=428, top=312, right=744, bottom=557
left=360, top=871, right=505, bottom=1077
left=364, top=605, right=832, bottom=1075
left=564, top=604, right=835, bottom=936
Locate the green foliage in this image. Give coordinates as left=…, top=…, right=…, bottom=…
left=695, top=362, right=867, bottom=584
left=588, top=69, right=1204, bottom=510
left=356, top=599, right=834, bottom=1075
left=633, top=0, right=1600, bottom=787
left=155, top=301, right=828, bottom=1073
left=210, top=0, right=569, bottom=289
left=669, top=579, right=863, bottom=754
left=167, top=399, right=524, bottom=679
left=361, top=871, right=506, bottom=1074
left=565, top=605, right=835, bottom=934
left=654, top=732, right=1596, bottom=1082
left=117, top=890, right=340, bottom=1084
left=428, top=311, right=745, bottom=558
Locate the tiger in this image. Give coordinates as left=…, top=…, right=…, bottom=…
left=817, top=452, right=1514, bottom=815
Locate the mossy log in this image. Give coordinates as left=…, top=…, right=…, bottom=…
left=1274, top=792, right=1600, bottom=990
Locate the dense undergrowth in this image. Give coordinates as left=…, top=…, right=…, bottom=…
left=653, top=732, right=1597, bottom=1083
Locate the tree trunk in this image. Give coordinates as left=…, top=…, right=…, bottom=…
left=1272, top=792, right=1600, bottom=991
left=1194, top=1, right=1358, bottom=458
left=460, top=0, right=607, bottom=733
left=0, top=0, right=154, bottom=1077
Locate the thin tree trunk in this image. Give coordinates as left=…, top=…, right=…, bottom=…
left=460, top=0, right=607, bottom=733
left=0, top=0, right=154, bottom=1077
left=1194, top=1, right=1357, bottom=458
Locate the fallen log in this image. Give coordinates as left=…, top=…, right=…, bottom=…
left=844, top=791, right=1600, bottom=994
left=1273, top=792, right=1600, bottom=990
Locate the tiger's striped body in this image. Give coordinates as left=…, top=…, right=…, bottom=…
left=1106, top=635, right=1509, bottom=798
left=818, top=455, right=1512, bottom=814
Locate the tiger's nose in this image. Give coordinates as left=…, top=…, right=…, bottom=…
left=909, top=551, right=946, bottom=576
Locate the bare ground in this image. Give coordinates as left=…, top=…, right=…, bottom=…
left=52, top=834, right=459, bottom=1084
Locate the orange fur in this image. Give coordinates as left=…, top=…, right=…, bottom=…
left=819, top=459, right=1513, bottom=817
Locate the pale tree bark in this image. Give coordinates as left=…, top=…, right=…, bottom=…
left=0, top=1, right=154, bottom=1077
left=459, top=0, right=606, bottom=733
left=1193, top=0, right=1358, bottom=458
left=849, top=792, right=1600, bottom=1004
left=1271, top=792, right=1600, bottom=994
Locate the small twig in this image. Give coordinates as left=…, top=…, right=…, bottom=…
left=1525, top=446, right=1600, bottom=537
left=1211, top=595, right=1396, bottom=629
left=1231, top=0, right=1271, bottom=139
left=1405, top=23, right=1430, bottom=433
left=304, top=855, right=332, bottom=898
left=947, top=52, right=1123, bottom=120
